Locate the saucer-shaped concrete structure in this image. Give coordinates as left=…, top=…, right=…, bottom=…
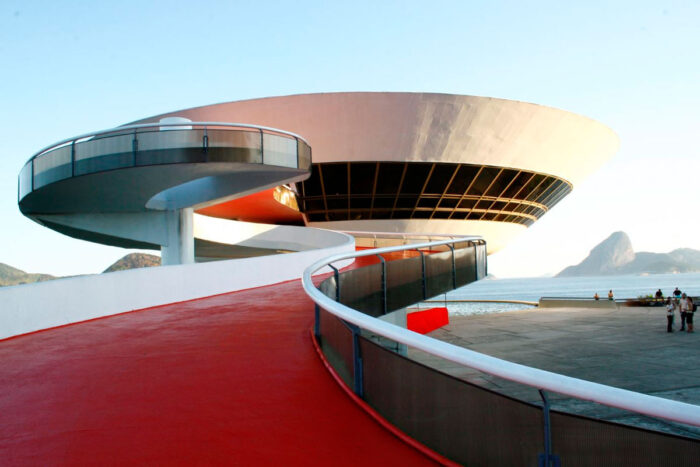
left=137, top=92, right=619, bottom=253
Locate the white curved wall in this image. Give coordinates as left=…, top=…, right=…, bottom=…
left=0, top=228, right=354, bottom=341
left=139, top=92, right=619, bottom=186
left=194, top=215, right=347, bottom=251
left=310, top=218, right=525, bottom=254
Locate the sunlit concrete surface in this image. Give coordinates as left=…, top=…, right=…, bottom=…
left=410, top=306, right=700, bottom=438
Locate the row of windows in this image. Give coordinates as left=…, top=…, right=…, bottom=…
left=297, top=162, right=571, bottom=226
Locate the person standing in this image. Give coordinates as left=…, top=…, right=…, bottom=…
left=674, top=287, right=682, bottom=299
left=687, top=296, right=695, bottom=333
left=655, top=289, right=663, bottom=302
left=679, top=293, right=689, bottom=331
left=666, top=297, right=675, bottom=332
left=608, top=290, right=614, bottom=301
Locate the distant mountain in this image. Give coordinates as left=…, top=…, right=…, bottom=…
left=0, top=253, right=162, bottom=287
left=103, top=253, right=160, bottom=273
left=0, top=263, right=56, bottom=287
left=556, top=232, right=700, bottom=277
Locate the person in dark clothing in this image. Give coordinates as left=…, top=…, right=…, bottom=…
left=679, top=293, right=689, bottom=331
left=687, top=296, right=695, bottom=333
left=673, top=287, right=682, bottom=298
left=655, top=289, right=663, bottom=301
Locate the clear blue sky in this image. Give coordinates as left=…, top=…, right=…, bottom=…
left=1, top=1, right=698, bottom=277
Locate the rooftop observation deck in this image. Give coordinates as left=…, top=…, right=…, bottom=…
left=0, top=268, right=436, bottom=465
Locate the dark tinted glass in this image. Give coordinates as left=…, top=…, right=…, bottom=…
left=376, top=163, right=404, bottom=194
left=321, top=163, right=348, bottom=196
left=299, top=162, right=570, bottom=226
left=447, top=165, right=480, bottom=194
left=350, top=162, right=377, bottom=194
left=469, top=167, right=500, bottom=196
left=425, top=163, right=457, bottom=194
left=401, top=164, right=433, bottom=194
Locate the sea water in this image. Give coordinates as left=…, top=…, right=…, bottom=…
left=423, top=272, right=700, bottom=316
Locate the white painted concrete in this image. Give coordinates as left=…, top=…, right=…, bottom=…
left=0, top=228, right=354, bottom=340
left=161, top=208, right=194, bottom=265
left=193, top=215, right=346, bottom=251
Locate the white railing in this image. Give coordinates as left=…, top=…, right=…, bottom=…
left=302, top=238, right=700, bottom=428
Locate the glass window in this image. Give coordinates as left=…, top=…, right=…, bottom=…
left=326, top=198, right=347, bottom=210
left=467, top=167, right=500, bottom=197
left=263, top=133, right=297, bottom=168
left=484, top=168, right=515, bottom=197
left=439, top=198, right=459, bottom=208
left=320, top=163, right=348, bottom=196
left=418, top=197, right=439, bottom=208
left=446, top=165, right=480, bottom=195
left=302, top=199, right=325, bottom=211
left=524, top=176, right=553, bottom=202
left=350, top=163, right=376, bottom=195
left=376, top=163, right=404, bottom=195
left=350, top=197, right=372, bottom=209
left=424, top=163, right=457, bottom=194
left=535, top=179, right=562, bottom=204
left=458, top=198, right=476, bottom=209
left=395, top=196, right=416, bottom=208
left=372, top=196, right=394, bottom=208
left=502, top=171, right=530, bottom=199
left=400, top=164, right=432, bottom=194
left=412, top=210, right=432, bottom=219
left=432, top=210, right=451, bottom=219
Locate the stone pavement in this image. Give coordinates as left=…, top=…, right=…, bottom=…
left=408, top=306, right=700, bottom=438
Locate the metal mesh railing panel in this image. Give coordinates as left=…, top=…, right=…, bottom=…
left=386, top=255, right=424, bottom=311
left=318, top=308, right=354, bottom=387
left=425, top=250, right=454, bottom=298
left=360, top=336, right=544, bottom=465
left=338, top=263, right=384, bottom=316
left=549, top=410, right=700, bottom=466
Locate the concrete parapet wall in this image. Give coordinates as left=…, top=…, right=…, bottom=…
left=539, top=298, right=619, bottom=309
left=0, top=228, right=354, bottom=341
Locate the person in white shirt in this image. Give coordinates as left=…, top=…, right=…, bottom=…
left=666, top=297, right=675, bottom=333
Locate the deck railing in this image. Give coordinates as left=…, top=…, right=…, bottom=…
left=302, top=237, right=700, bottom=466
left=18, top=122, right=311, bottom=201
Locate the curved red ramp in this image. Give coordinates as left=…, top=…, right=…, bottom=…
left=0, top=279, right=437, bottom=465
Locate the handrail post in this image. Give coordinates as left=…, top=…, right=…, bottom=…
left=314, top=304, right=321, bottom=339
left=349, top=323, right=364, bottom=397
left=294, top=136, right=299, bottom=168
left=132, top=129, right=138, bottom=166
left=448, top=244, right=456, bottom=289
left=418, top=249, right=427, bottom=300
left=202, top=127, right=209, bottom=160
left=376, top=254, right=387, bottom=315
left=328, top=264, right=340, bottom=302
left=538, top=390, right=560, bottom=466
left=70, top=140, right=76, bottom=177
left=260, top=129, right=264, bottom=164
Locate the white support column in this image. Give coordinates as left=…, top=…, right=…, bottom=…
left=161, top=208, right=194, bottom=265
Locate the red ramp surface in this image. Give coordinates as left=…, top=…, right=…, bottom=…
left=0, top=280, right=436, bottom=465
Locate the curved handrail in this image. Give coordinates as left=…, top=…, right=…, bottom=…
left=423, top=299, right=538, bottom=306
left=302, top=238, right=700, bottom=428
left=27, top=121, right=309, bottom=162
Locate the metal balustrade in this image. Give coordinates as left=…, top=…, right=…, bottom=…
left=18, top=122, right=311, bottom=202
left=302, top=237, right=700, bottom=466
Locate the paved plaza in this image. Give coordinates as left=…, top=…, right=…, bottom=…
left=408, top=305, right=700, bottom=438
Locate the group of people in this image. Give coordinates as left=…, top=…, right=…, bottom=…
left=593, top=290, right=614, bottom=301
left=665, top=287, right=696, bottom=333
